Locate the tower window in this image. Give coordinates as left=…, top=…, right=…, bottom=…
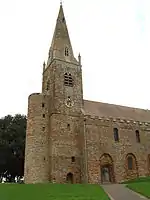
left=42, top=103, right=45, bottom=108
left=43, top=114, right=45, bottom=118
left=65, top=47, right=69, bottom=56
left=71, top=156, right=75, bottom=163
left=62, top=17, right=65, bottom=22
left=136, top=130, right=140, bottom=143
left=67, top=124, right=70, bottom=130
left=46, top=80, right=50, bottom=91
left=64, top=73, right=73, bottom=87
left=113, top=128, right=119, bottom=142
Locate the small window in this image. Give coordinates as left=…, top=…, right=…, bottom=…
left=67, top=124, right=70, bottom=130
left=71, top=156, right=75, bottom=162
left=42, top=127, right=45, bottom=131
left=127, top=156, right=133, bottom=170
left=65, top=47, right=69, bottom=56
left=42, top=103, right=45, bottom=108
left=136, top=130, right=140, bottom=143
left=114, top=128, right=119, bottom=142
left=46, top=80, right=50, bottom=91
left=62, top=17, right=65, bottom=22
left=43, top=114, right=45, bottom=118
left=64, top=73, right=73, bottom=87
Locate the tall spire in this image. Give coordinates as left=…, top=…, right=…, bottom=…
left=47, top=4, right=78, bottom=65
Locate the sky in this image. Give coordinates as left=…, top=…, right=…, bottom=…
left=0, top=0, right=150, bottom=117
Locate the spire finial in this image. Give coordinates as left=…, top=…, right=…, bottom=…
left=60, top=0, right=62, bottom=5
left=78, top=53, right=81, bottom=65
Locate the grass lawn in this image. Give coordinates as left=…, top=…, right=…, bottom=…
left=126, top=177, right=150, bottom=198
left=0, top=183, right=109, bottom=200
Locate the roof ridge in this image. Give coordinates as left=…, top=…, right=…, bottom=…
left=83, top=99, right=150, bottom=112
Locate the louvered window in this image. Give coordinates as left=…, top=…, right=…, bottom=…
left=64, top=73, right=73, bottom=87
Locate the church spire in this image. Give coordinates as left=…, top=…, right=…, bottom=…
left=47, top=4, right=78, bottom=66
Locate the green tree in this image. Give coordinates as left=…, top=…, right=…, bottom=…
left=0, top=114, right=26, bottom=182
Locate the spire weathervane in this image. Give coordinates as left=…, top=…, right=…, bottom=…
left=60, top=0, right=62, bottom=5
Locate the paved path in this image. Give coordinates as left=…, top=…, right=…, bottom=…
left=102, top=184, right=148, bottom=200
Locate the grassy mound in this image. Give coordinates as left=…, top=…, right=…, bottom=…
left=0, top=183, right=109, bottom=200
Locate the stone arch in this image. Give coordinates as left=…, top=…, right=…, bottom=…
left=100, top=153, right=115, bottom=183
left=125, top=153, right=138, bottom=180
left=66, top=172, right=73, bottom=184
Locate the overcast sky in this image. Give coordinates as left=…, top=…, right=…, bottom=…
left=0, top=0, right=150, bottom=117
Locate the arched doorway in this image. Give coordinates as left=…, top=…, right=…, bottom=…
left=100, top=153, right=115, bottom=183
left=66, top=172, right=73, bottom=184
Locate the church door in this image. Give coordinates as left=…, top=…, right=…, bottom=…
left=101, top=166, right=111, bottom=183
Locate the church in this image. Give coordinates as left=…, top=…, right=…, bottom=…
left=24, top=3, right=150, bottom=184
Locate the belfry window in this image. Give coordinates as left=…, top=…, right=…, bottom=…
left=65, top=47, right=69, bottom=56
left=64, top=73, right=73, bottom=87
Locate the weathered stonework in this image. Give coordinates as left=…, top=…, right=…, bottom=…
left=24, top=4, right=150, bottom=184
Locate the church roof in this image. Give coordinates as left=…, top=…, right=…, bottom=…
left=83, top=100, right=150, bottom=122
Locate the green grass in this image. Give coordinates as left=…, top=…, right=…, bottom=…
left=126, top=177, right=150, bottom=198
left=122, top=176, right=150, bottom=184
left=0, top=183, right=109, bottom=200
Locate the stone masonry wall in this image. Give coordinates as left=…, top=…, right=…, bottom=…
left=84, top=116, right=150, bottom=183
left=49, top=113, right=83, bottom=183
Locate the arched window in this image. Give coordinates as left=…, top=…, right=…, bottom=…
left=126, top=153, right=137, bottom=170
left=113, top=128, right=119, bottom=142
left=64, top=73, right=73, bottom=87
left=65, top=47, right=69, bottom=56
left=136, top=130, right=140, bottom=143
left=127, top=156, right=133, bottom=170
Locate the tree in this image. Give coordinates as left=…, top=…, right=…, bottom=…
left=0, top=114, right=26, bottom=182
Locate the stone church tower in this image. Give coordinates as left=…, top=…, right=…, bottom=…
left=25, top=3, right=150, bottom=184
left=24, top=4, right=86, bottom=184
